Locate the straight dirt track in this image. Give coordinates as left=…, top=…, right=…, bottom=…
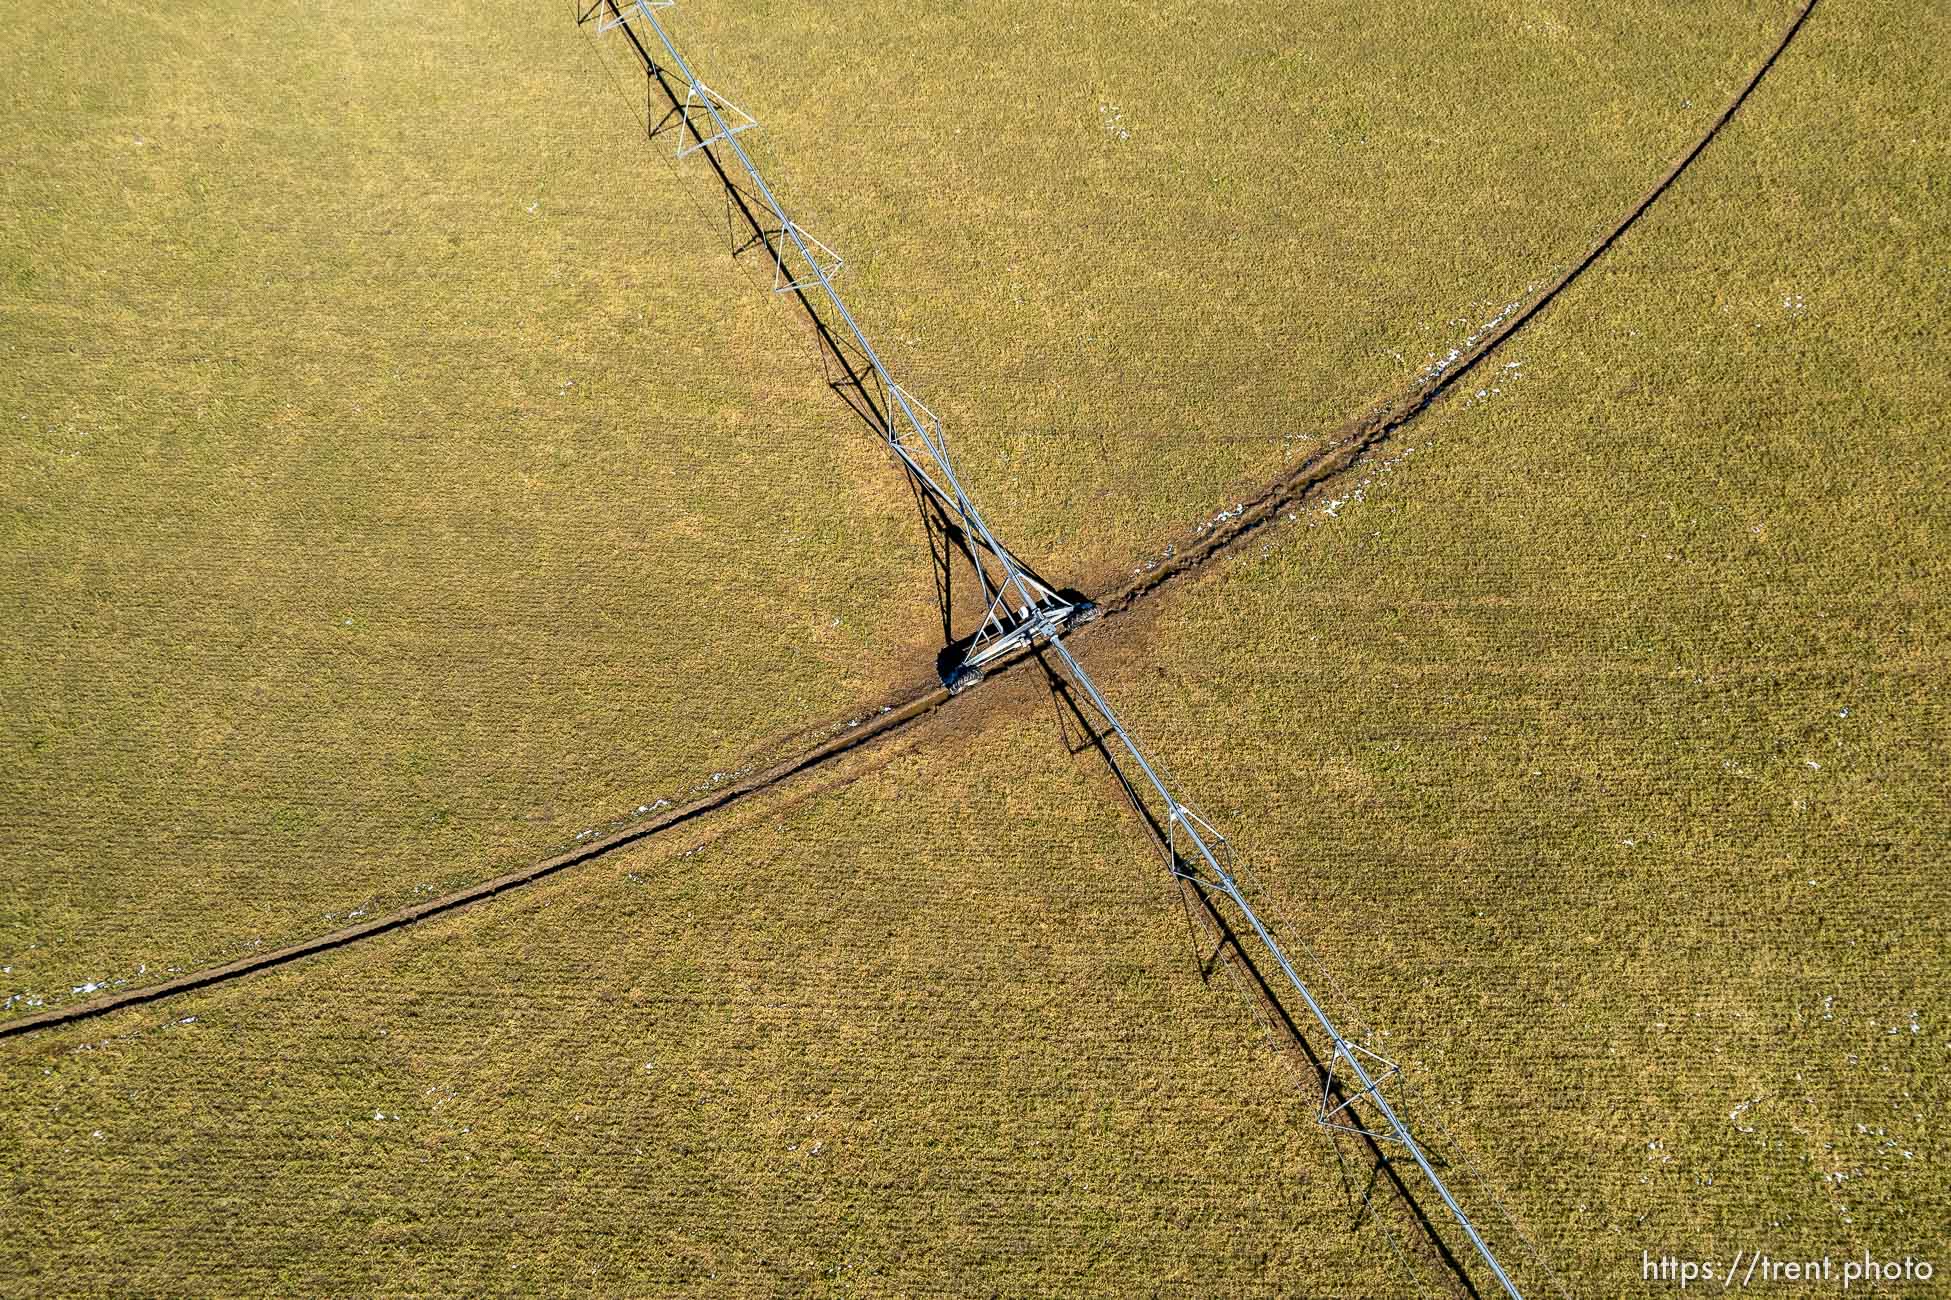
left=0, top=0, right=1819, bottom=1042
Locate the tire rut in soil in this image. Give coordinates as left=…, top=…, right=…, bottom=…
left=0, top=0, right=1819, bottom=1042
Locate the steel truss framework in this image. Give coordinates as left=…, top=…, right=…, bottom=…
left=581, top=0, right=1092, bottom=690
left=582, top=3, right=1529, bottom=1295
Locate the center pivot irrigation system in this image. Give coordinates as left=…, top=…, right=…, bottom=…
left=582, top=2, right=1532, bottom=1294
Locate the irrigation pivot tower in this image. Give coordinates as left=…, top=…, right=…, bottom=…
left=584, top=3, right=1529, bottom=1295
left=582, top=0, right=1093, bottom=691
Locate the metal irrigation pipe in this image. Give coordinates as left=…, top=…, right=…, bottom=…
left=600, top=3, right=1524, bottom=1293
left=1038, top=631, right=1519, bottom=1296
left=626, top=0, right=1057, bottom=628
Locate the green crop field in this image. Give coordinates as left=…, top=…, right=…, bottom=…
left=3, top=0, right=1946, bottom=1293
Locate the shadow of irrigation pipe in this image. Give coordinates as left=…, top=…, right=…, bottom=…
left=1034, top=652, right=1485, bottom=1297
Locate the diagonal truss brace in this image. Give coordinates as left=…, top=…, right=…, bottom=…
left=675, top=82, right=758, bottom=159
left=1319, top=1041, right=1406, bottom=1142
left=580, top=0, right=671, bottom=32
left=770, top=221, right=842, bottom=293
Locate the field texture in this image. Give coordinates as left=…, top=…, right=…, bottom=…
left=1, top=0, right=951, bottom=1011
left=0, top=704, right=1413, bottom=1296
left=6, top=0, right=1796, bottom=1013
left=652, top=0, right=1806, bottom=571
left=4, top=0, right=1948, bottom=1294
left=1083, top=0, right=1949, bottom=1285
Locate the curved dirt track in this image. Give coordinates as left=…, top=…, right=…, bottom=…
left=0, top=0, right=1819, bottom=1043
